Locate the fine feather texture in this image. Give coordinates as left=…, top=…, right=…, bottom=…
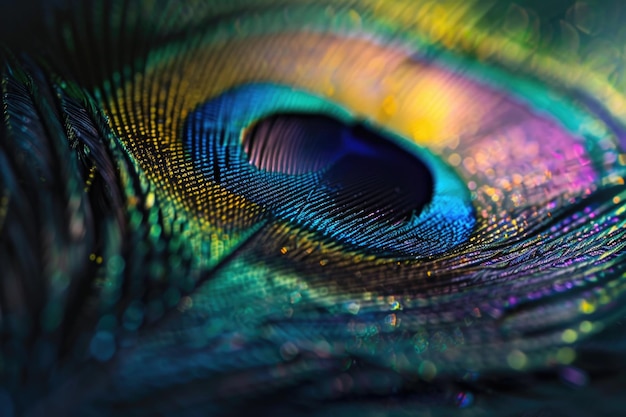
left=1, top=1, right=626, bottom=416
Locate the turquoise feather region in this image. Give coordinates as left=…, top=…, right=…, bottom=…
left=183, top=83, right=475, bottom=257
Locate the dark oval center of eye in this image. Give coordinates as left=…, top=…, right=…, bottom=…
left=242, top=113, right=434, bottom=223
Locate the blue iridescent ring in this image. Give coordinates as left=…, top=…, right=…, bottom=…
left=184, top=84, right=475, bottom=257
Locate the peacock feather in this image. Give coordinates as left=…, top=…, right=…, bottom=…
left=1, top=0, right=626, bottom=415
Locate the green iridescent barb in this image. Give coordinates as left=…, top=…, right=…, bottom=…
left=1, top=1, right=626, bottom=416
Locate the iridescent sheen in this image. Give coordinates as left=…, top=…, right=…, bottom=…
left=1, top=1, right=626, bottom=416
left=184, top=83, right=475, bottom=255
